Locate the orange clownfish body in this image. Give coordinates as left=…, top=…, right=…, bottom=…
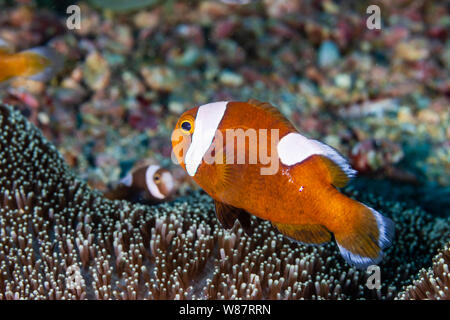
left=172, top=100, right=394, bottom=268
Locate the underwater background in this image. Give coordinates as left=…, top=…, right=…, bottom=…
left=0, top=0, right=449, bottom=299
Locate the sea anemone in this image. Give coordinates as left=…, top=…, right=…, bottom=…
left=397, top=242, right=450, bottom=299
left=0, top=103, right=448, bottom=300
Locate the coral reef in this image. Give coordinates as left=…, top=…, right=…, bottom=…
left=0, top=103, right=448, bottom=300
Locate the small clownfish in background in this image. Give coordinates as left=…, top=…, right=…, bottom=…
left=0, top=38, right=63, bottom=83
left=105, top=164, right=175, bottom=204
left=171, top=99, right=395, bottom=268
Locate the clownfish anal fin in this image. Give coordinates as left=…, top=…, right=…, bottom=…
left=214, top=200, right=253, bottom=235
left=273, top=222, right=332, bottom=245
left=315, top=155, right=353, bottom=188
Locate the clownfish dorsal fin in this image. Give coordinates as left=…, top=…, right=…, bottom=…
left=272, top=222, right=332, bottom=245
left=246, top=99, right=296, bottom=130
left=214, top=201, right=253, bottom=235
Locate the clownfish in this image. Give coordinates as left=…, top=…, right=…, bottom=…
left=0, top=38, right=63, bottom=83
left=171, top=99, right=395, bottom=268
left=105, top=164, right=175, bottom=204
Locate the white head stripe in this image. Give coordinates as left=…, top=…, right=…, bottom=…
left=277, top=133, right=356, bottom=178
left=185, top=101, right=228, bottom=176
left=146, top=165, right=165, bottom=199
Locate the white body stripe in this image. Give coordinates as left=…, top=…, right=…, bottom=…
left=161, top=171, right=174, bottom=193
left=146, top=165, right=165, bottom=199
left=277, top=133, right=322, bottom=166
left=185, top=101, right=228, bottom=176
left=277, top=133, right=356, bottom=177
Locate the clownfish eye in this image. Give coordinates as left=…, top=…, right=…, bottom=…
left=180, top=120, right=193, bottom=134
left=153, top=173, right=161, bottom=183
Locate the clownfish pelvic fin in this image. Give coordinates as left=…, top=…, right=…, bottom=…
left=214, top=200, right=253, bottom=235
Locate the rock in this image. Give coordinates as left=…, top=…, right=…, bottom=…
left=417, top=109, right=440, bottom=124
left=140, top=66, right=178, bottom=92
left=10, top=78, right=45, bottom=94
left=82, top=51, right=111, bottom=91
left=219, top=70, right=244, bottom=87
left=122, top=72, right=145, bottom=97
left=397, top=106, right=415, bottom=124
left=263, top=0, right=301, bottom=19
left=318, top=40, right=340, bottom=68
left=442, top=41, right=450, bottom=69
left=168, top=46, right=201, bottom=67
left=198, top=1, right=231, bottom=24
left=395, top=39, right=429, bottom=62
left=133, top=10, right=160, bottom=29
left=334, top=74, right=352, bottom=89
left=168, top=100, right=185, bottom=115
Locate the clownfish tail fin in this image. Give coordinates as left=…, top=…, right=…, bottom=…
left=334, top=202, right=395, bottom=269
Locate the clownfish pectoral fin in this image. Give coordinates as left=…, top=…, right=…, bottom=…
left=273, top=222, right=332, bottom=245
left=334, top=204, right=395, bottom=269
left=214, top=200, right=253, bottom=235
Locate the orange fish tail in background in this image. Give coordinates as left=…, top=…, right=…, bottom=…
left=0, top=38, right=63, bottom=83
